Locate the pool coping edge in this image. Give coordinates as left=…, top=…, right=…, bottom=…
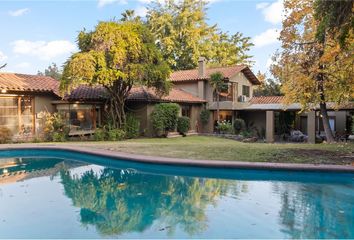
left=0, top=144, right=353, bottom=173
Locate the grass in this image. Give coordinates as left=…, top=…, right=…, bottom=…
left=62, top=136, right=354, bottom=165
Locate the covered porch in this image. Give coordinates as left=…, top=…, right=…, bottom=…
left=53, top=101, right=103, bottom=136
left=240, top=109, right=352, bottom=143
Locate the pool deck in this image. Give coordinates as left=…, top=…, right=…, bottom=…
left=0, top=144, right=353, bottom=173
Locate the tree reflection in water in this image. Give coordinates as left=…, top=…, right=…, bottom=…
left=60, top=167, right=245, bottom=237
left=274, top=183, right=354, bottom=239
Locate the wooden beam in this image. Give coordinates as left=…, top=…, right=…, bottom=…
left=18, top=96, right=22, bottom=134
left=92, top=104, right=97, bottom=129
left=32, top=97, right=35, bottom=134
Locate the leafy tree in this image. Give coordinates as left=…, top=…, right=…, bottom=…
left=61, top=20, right=170, bottom=128
left=37, top=63, right=62, bottom=80
left=254, top=72, right=282, bottom=97
left=271, top=0, right=354, bottom=142
left=120, top=9, right=140, bottom=22
left=314, top=0, right=353, bottom=48
left=208, top=31, right=253, bottom=67
left=210, top=72, right=226, bottom=123
left=147, top=0, right=253, bottom=70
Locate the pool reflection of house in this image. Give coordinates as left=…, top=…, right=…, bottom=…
left=0, top=59, right=353, bottom=143
left=0, top=157, right=64, bottom=185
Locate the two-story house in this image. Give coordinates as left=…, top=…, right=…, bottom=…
left=1, top=59, right=352, bottom=143
left=170, top=57, right=260, bottom=132
left=170, top=58, right=353, bottom=143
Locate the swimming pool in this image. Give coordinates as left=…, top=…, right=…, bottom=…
left=0, top=149, right=353, bottom=238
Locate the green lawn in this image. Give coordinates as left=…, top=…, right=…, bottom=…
left=67, top=136, right=354, bottom=165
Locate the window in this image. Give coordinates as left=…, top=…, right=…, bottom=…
left=318, top=116, right=336, bottom=132
left=242, top=85, right=250, bottom=97
left=0, top=96, right=34, bottom=134
left=58, top=104, right=100, bottom=131
left=213, top=83, right=234, bottom=102
left=181, top=105, right=191, bottom=118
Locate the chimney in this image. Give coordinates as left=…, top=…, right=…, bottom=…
left=198, top=57, right=206, bottom=78
left=197, top=57, right=206, bottom=99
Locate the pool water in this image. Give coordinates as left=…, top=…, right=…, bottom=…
left=0, top=149, right=353, bottom=238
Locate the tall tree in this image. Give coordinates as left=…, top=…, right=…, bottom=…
left=210, top=72, right=226, bottom=124
left=37, top=63, right=62, bottom=80
left=61, top=20, right=170, bottom=128
left=208, top=31, right=253, bottom=67
left=147, top=0, right=253, bottom=70
left=271, top=0, right=354, bottom=142
left=314, top=0, right=353, bottom=48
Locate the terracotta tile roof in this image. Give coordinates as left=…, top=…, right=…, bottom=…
left=0, top=73, right=59, bottom=95
left=170, top=65, right=260, bottom=85
left=250, top=96, right=285, bottom=104
left=66, top=85, right=206, bottom=103
left=64, top=85, right=108, bottom=101
left=128, top=87, right=206, bottom=103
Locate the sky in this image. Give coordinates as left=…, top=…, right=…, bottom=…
left=0, top=0, right=284, bottom=76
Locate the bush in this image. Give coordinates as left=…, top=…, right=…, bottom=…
left=200, top=109, right=210, bottom=125
left=151, top=103, right=180, bottom=136
left=233, top=118, right=246, bottom=134
left=0, top=127, right=13, bottom=144
left=52, top=132, right=67, bottom=142
left=125, top=114, right=140, bottom=139
left=177, top=116, right=190, bottom=136
left=240, top=130, right=253, bottom=138
left=217, top=120, right=233, bottom=134
left=94, top=128, right=106, bottom=141
left=107, top=128, right=125, bottom=141
left=43, top=112, right=69, bottom=142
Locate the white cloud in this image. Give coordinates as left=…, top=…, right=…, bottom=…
left=97, top=0, right=127, bottom=7
left=253, top=28, right=280, bottom=48
left=135, top=6, right=148, bottom=17
left=8, top=8, right=30, bottom=17
left=256, top=0, right=284, bottom=24
left=0, top=51, right=8, bottom=62
left=12, top=40, right=76, bottom=60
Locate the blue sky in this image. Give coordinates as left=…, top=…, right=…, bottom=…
left=0, top=0, right=283, bottom=76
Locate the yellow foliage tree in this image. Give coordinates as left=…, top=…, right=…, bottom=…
left=271, top=0, right=354, bottom=142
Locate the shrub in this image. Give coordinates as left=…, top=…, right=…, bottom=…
left=217, top=120, right=233, bottom=134
left=151, top=103, right=180, bottom=136
left=177, top=116, right=190, bottom=136
left=94, top=128, right=106, bottom=141
left=240, top=130, right=253, bottom=138
left=107, top=128, right=125, bottom=141
left=52, top=132, right=67, bottom=142
left=43, top=112, right=69, bottom=141
left=0, top=127, right=13, bottom=144
left=200, top=109, right=210, bottom=126
left=125, top=113, right=140, bottom=139
left=233, top=118, right=246, bottom=134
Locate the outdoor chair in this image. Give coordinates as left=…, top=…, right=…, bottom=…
left=289, top=130, right=307, bottom=142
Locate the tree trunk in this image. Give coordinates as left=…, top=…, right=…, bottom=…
left=104, top=81, right=131, bottom=129
left=317, top=36, right=335, bottom=143
left=319, top=102, right=335, bottom=143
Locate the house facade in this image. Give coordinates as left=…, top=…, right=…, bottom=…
left=170, top=58, right=354, bottom=143
left=0, top=60, right=353, bottom=143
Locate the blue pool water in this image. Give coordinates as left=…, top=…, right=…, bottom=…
left=0, top=149, right=353, bottom=239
